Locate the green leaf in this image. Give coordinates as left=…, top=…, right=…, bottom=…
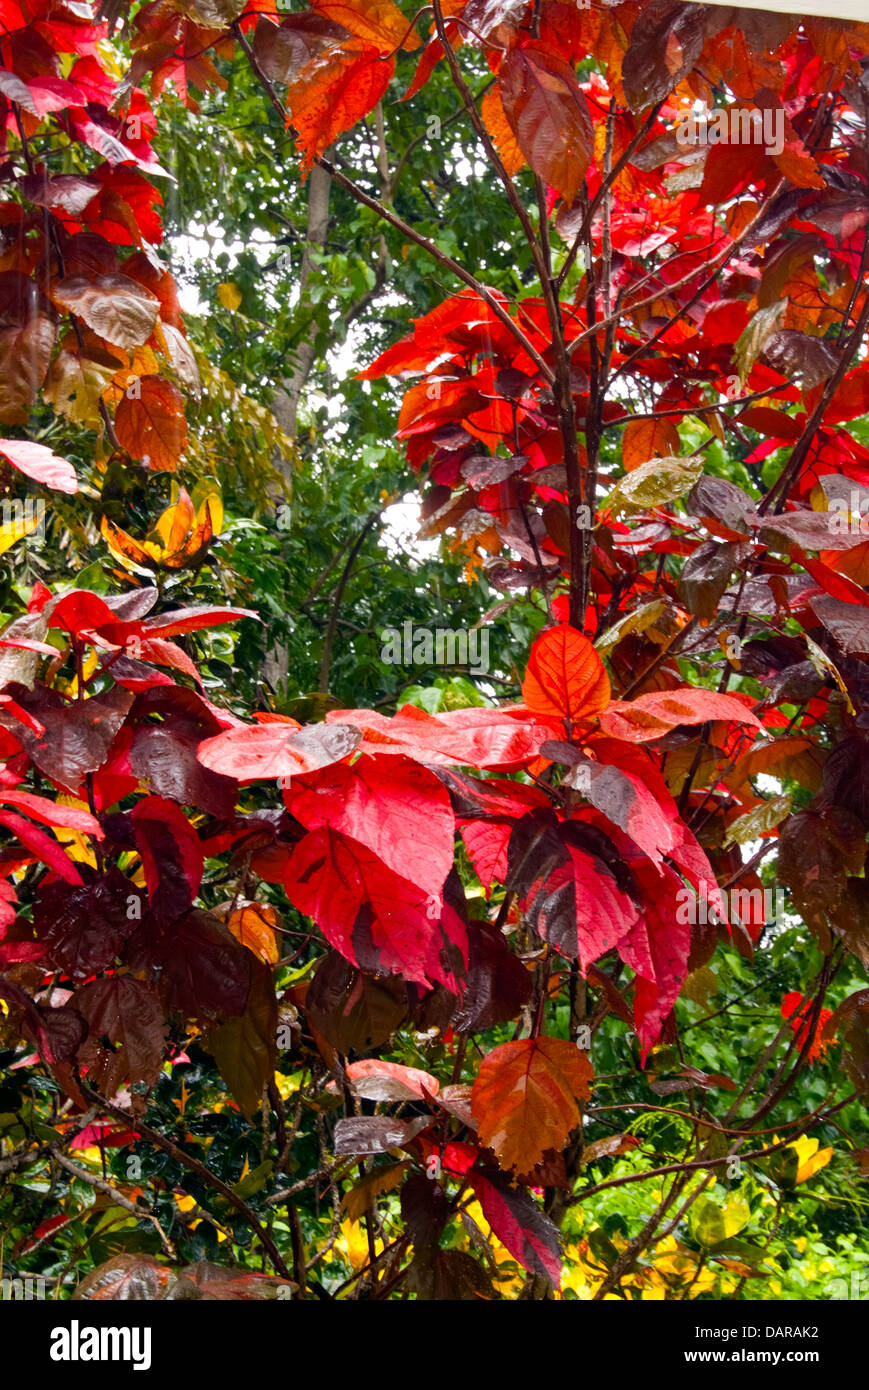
left=724, top=794, right=793, bottom=846
left=604, top=456, right=704, bottom=515
left=734, top=301, right=786, bottom=381
left=595, top=598, right=667, bottom=657
left=689, top=1194, right=751, bottom=1246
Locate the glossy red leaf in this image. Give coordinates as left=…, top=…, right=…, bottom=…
left=141, top=604, right=260, bottom=637
left=469, top=1167, right=562, bottom=1286
left=284, top=754, right=455, bottom=900
left=325, top=704, right=549, bottom=771
left=281, top=826, right=467, bottom=989
left=197, top=719, right=360, bottom=782
left=0, top=808, right=84, bottom=884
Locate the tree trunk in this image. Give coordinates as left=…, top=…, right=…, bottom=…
left=271, top=157, right=333, bottom=449
left=263, top=158, right=333, bottom=696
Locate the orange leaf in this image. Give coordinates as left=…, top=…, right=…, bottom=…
left=522, top=624, right=611, bottom=726
left=114, top=375, right=188, bottom=471
left=820, top=538, right=869, bottom=587
left=288, top=43, right=394, bottom=171
left=622, top=415, right=680, bottom=472
left=313, top=0, right=419, bottom=53
left=481, top=85, right=525, bottom=179
left=154, top=486, right=196, bottom=558
left=100, top=515, right=152, bottom=571
left=471, top=1038, right=592, bottom=1174
left=227, top=903, right=280, bottom=965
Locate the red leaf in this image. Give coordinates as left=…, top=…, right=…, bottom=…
left=197, top=719, right=360, bottom=782
left=281, top=826, right=467, bottom=989
left=469, top=1167, right=562, bottom=1285
left=781, top=990, right=835, bottom=1062
left=530, top=836, right=640, bottom=966
left=0, top=438, right=77, bottom=493
left=325, top=704, right=548, bottom=771
left=0, top=808, right=83, bottom=884
left=0, top=940, right=44, bottom=966
left=451, top=773, right=550, bottom=890
left=0, top=789, right=101, bottom=833
left=598, top=688, right=764, bottom=743
left=811, top=363, right=869, bottom=426
left=284, top=754, right=455, bottom=900
left=521, top=624, right=611, bottom=726
left=618, top=853, right=691, bottom=1056
left=45, top=588, right=117, bottom=636
left=552, top=739, right=681, bottom=867
left=129, top=796, right=203, bottom=921
left=142, top=604, right=260, bottom=637
left=793, top=549, right=869, bottom=609
left=287, top=42, right=393, bottom=171
left=499, top=45, right=592, bottom=202
left=114, top=375, right=188, bottom=471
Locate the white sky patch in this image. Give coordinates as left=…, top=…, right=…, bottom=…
left=166, top=224, right=443, bottom=560
left=171, top=221, right=275, bottom=314
left=381, top=493, right=440, bottom=562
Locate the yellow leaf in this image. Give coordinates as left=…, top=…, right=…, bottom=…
left=100, top=515, right=153, bottom=575
left=792, top=1135, right=833, bottom=1185
left=336, top=1219, right=383, bottom=1271
left=217, top=282, right=242, bottom=312
left=0, top=503, right=42, bottom=556
left=341, top=1162, right=407, bottom=1222
left=51, top=795, right=99, bottom=870
left=193, top=484, right=223, bottom=537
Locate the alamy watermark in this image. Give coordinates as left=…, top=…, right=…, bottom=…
left=1, top=497, right=46, bottom=541
left=380, top=620, right=489, bottom=676
left=675, top=879, right=785, bottom=928
left=826, top=491, right=869, bottom=534
left=50, top=1321, right=151, bottom=1370
left=1, top=1269, right=48, bottom=1299
left=829, top=1271, right=869, bottom=1300
left=676, top=106, right=785, bottom=158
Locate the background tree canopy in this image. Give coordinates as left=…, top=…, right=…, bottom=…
left=0, top=0, right=867, bottom=1310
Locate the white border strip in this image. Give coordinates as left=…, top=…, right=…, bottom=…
left=692, top=0, right=868, bottom=20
